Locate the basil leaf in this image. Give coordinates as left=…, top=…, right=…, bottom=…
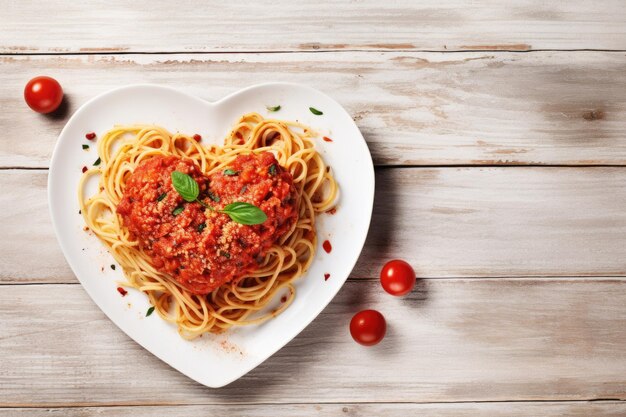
left=268, top=164, right=277, bottom=176
left=93, top=157, right=101, bottom=166
left=171, top=171, right=199, bottom=202
left=146, top=306, right=155, bottom=317
left=157, top=192, right=167, bottom=202
left=223, top=169, right=238, bottom=176
left=309, top=107, right=323, bottom=115
left=266, top=105, right=281, bottom=112
left=172, top=206, right=184, bottom=216
left=221, top=202, right=267, bottom=225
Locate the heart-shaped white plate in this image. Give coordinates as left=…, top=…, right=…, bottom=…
left=49, top=83, right=374, bottom=387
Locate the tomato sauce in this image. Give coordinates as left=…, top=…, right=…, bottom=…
left=117, top=152, right=298, bottom=295
left=322, top=239, right=332, bottom=254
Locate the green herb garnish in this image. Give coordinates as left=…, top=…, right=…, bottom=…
left=171, top=171, right=266, bottom=225
left=93, top=157, right=101, bottom=166
left=309, top=107, right=323, bottom=115
left=221, top=202, right=267, bottom=225
left=197, top=223, right=206, bottom=233
left=157, top=193, right=167, bottom=202
left=268, top=164, right=277, bottom=176
left=208, top=191, right=220, bottom=203
left=223, top=169, right=238, bottom=176
left=146, top=306, right=155, bottom=317
left=82, top=144, right=89, bottom=150
left=171, top=171, right=199, bottom=202
left=220, top=250, right=231, bottom=259
left=172, top=206, right=184, bottom=216
left=240, top=185, right=248, bottom=194
left=266, top=105, right=281, bottom=112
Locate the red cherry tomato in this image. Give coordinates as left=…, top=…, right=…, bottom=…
left=24, top=76, right=63, bottom=114
left=350, top=309, right=386, bottom=346
left=380, top=259, right=416, bottom=296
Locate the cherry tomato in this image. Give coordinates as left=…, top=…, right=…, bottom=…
left=24, top=76, right=63, bottom=114
left=380, top=259, right=416, bottom=296
left=350, top=309, right=386, bottom=346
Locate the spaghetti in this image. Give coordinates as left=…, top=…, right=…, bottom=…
left=79, top=113, right=338, bottom=338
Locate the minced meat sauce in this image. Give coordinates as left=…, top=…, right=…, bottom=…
left=116, top=152, right=298, bottom=294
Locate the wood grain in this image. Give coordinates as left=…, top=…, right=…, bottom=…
left=4, top=1, right=626, bottom=414
left=2, top=52, right=626, bottom=167
left=2, top=1, right=626, bottom=53
left=1, top=279, right=624, bottom=405
left=3, top=167, right=626, bottom=283
left=3, top=401, right=626, bottom=417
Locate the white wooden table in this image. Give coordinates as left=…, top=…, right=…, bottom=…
left=1, top=2, right=626, bottom=416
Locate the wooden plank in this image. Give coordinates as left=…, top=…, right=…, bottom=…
left=3, top=401, right=626, bottom=417
left=2, top=52, right=626, bottom=168
left=3, top=167, right=626, bottom=283
left=358, top=166, right=626, bottom=278
left=1, top=279, right=624, bottom=405
left=0, top=170, right=70, bottom=282
left=2, top=1, right=626, bottom=53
